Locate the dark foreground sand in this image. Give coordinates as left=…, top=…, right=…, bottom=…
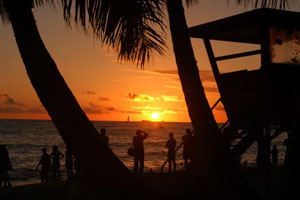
left=0, top=165, right=287, bottom=200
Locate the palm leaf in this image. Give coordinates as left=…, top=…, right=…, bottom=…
left=233, top=0, right=295, bottom=9
left=62, top=0, right=166, bottom=67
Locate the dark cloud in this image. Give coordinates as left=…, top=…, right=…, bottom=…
left=97, top=97, right=111, bottom=101
left=106, top=106, right=142, bottom=114
left=127, top=93, right=154, bottom=101
left=0, top=94, right=26, bottom=107
left=107, top=106, right=115, bottom=111
left=0, top=105, right=46, bottom=114
left=83, top=91, right=96, bottom=95
left=82, top=103, right=106, bottom=114
left=0, top=106, right=24, bottom=113
left=128, top=93, right=138, bottom=99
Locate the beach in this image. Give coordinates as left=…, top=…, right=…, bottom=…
left=0, top=165, right=288, bottom=200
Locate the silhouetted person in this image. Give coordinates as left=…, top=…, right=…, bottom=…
left=65, top=149, right=73, bottom=179
left=0, top=145, right=12, bottom=188
left=50, top=145, right=64, bottom=181
left=133, top=130, right=148, bottom=174
left=181, top=128, right=193, bottom=169
left=35, top=148, right=51, bottom=183
left=271, top=144, right=278, bottom=165
left=166, top=132, right=177, bottom=172
left=100, top=128, right=109, bottom=145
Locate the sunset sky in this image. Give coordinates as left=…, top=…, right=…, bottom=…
left=1, top=1, right=300, bottom=122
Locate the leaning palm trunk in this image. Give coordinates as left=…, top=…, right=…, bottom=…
left=166, top=0, right=260, bottom=199
left=4, top=0, right=136, bottom=192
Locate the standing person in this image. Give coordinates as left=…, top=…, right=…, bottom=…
left=271, top=144, right=278, bottom=165
left=35, top=148, right=51, bottom=183
left=50, top=145, right=64, bottom=181
left=133, top=130, right=148, bottom=174
left=181, top=128, right=193, bottom=169
left=0, top=145, right=12, bottom=188
left=166, top=132, right=177, bottom=172
left=100, top=128, right=109, bottom=145
left=65, top=148, right=73, bottom=179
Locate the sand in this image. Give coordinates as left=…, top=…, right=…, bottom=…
left=0, top=165, right=287, bottom=200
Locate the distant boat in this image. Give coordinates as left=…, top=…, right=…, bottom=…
left=141, top=120, right=151, bottom=122
left=127, top=116, right=130, bottom=122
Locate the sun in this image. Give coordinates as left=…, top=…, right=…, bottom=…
left=151, top=113, right=160, bottom=120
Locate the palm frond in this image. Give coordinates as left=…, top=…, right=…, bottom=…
left=232, top=0, right=296, bottom=9
left=62, top=0, right=166, bottom=67
left=0, top=1, right=8, bottom=23
left=185, top=0, right=199, bottom=8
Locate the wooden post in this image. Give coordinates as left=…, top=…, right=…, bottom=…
left=203, top=38, right=221, bottom=87
left=261, top=24, right=271, bottom=200
left=264, top=126, right=271, bottom=200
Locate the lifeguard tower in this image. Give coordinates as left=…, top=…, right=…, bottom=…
left=188, top=8, right=300, bottom=165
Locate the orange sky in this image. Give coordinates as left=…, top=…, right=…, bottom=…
left=1, top=1, right=299, bottom=122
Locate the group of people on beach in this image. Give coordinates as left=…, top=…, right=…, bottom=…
left=129, top=128, right=194, bottom=174
left=35, top=145, right=82, bottom=183
left=34, top=129, right=111, bottom=184
left=33, top=127, right=194, bottom=182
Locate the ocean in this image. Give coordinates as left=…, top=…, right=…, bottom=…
left=0, top=119, right=287, bottom=186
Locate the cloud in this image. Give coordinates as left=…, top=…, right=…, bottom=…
left=161, top=95, right=183, bottom=102
left=161, top=110, right=177, bottom=114
left=82, top=103, right=106, bottom=114
left=127, top=93, right=154, bottom=102
left=107, top=106, right=115, bottom=111
left=0, top=94, right=26, bottom=107
left=26, top=106, right=46, bottom=114
left=151, top=69, right=216, bottom=83
left=0, top=106, right=24, bottom=113
left=82, top=91, right=96, bottom=95
left=128, top=93, right=138, bottom=99
left=97, top=97, right=110, bottom=101
left=152, top=70, right=178, bottom=75
left=164, top=85, right=181, bottom=90
left=0, top=105, right=46, bottom=114
left=106, top=106, right=142, bottom=114
left=131, top=105, right=162, bottom=112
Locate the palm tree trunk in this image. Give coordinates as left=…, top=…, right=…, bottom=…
left=3, top=0, right=134, bottom=190
left=166, top=0, right=260, bottom=199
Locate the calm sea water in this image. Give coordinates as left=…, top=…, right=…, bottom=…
left=0, top=119, right=287, bottom=186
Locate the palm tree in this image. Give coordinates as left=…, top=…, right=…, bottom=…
left=0, top=0, right=165, bottom=193
left=166, top=1, right=255, bottom=199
